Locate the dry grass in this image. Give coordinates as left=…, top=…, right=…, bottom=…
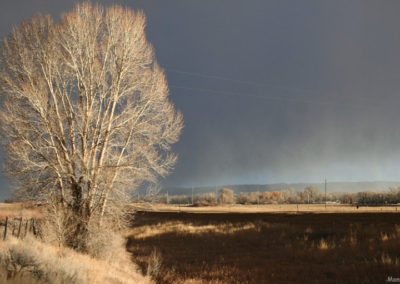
left=0, top=267, right=43, bottom=284
left=132, top=203, right=400, bottom=214
left=316, top=239, right=331, bottom=250
left=127, top=211, right=400, bottom=283
left=378, top=254, right=400, bottom=266
left=0, top=203, right=43, bottom=219
left=0, top=237, right=151, bottom=283
left=126, top=221, right=257, bottom=240
left=0, top=202, right=151, bottom=283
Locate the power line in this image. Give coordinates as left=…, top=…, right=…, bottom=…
left=167, top=68, right=318, bottom=94
left=167, top=68, right=380, bottom=106
left=169, top=84, right=376, bottom=110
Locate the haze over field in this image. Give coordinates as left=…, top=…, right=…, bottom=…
left=1, top=1, right=400, bottom=199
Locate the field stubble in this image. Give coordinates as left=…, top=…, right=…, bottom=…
left=126, top=208, right=400, bottom=283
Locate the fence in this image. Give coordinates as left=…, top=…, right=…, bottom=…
left=1, top=216, right=37, bottom=240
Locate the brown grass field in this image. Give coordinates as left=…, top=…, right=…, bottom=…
left=3, top=203, right=400, bottom=283
left=131, top=203, right=400, bottom=214
left=0, top=202, right=43, bottom=219
left=126, top=204, right=400, bottom=283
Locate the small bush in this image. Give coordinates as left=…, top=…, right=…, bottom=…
left=4, top=197, right=16, bottom=204
left=169, top=195, right=192, bottom=204
left=194, top=192, right=217, bottom=204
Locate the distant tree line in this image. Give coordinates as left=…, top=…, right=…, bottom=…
left=135, top=187, right=400, bottom=206
left=7, top=186, right=400, bottom=206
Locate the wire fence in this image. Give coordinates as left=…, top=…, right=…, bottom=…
left=1, top=216, right=37, bottom=240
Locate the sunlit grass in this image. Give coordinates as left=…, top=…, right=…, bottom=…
left=127, top=221, right=257, bottom=239
left=132, top=202, right=400, bottom=213
left=0, top=203, right=43, bottom=219
left=0, top=237, right=150, bottom=283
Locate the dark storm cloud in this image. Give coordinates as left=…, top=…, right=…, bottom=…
left=1, top=1, right=400, bottom=198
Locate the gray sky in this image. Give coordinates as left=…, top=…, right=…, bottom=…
left=1, top=1, right=400, bottom=198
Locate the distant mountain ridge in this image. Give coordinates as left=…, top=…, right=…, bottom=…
left=162, top=181, right=400, bottom=195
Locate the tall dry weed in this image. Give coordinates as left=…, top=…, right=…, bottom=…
left=316, top=239, right=332, bottom=250
left=379, top=253, right=400, bottom=266
left=0, top=237, right=150, bottom=283
left=147, top=248, right=162, bottom=279
left=39, top=203, right=132, bottom=264
left=0, top=237, right=87, bottom=283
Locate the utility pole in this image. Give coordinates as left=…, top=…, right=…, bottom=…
left=192, top=187, right=194, bottom=205
left=325, top=179, right=327, bottom=209
left=215, top=186, right=217, bottom=203
left=166, top=191, right=169, bottom=204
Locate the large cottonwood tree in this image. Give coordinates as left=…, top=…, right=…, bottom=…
left=0, top=2, right=183, bottom=252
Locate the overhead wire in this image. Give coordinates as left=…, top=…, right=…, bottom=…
left=167, top=68, right=323, bottom=95
left=166, top=68, right=379, bottom=110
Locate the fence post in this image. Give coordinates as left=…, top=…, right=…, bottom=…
left=32, top=219, right=36, bottom=236
left=29, top=218, right=33, bottom=233
left=23, top=218, right=28, bottom=239
left=12, top=218, right=16, bottom=236
left=3, top=216, right=8, bottom=240
left=17, top=217, right=22, bottom=239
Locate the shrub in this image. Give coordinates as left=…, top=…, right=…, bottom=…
left=194, top=192, right=217, bottom=205
left=4, top=197, right=15, bottom=204
left=38, top=201, right=132, bottom=262
left=169, top=195, right=191, bottom=204
left=218, top=188, right=235, bottom=204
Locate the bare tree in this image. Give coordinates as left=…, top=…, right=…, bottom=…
left=305, top=186, right=320, bottom=203
left=0, top=3, right=183, bottom=254
left=218, top=188, right=235, bottom=204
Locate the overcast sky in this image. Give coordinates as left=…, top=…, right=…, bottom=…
left=1, top=1, right=400, bottom=198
